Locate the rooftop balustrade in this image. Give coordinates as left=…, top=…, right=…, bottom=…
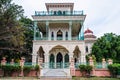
left=34, top=10, right=84, bottom=16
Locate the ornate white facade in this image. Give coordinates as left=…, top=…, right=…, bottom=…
left=32, top=3, right=96, bottom=77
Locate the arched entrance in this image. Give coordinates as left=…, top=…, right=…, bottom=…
left=56, top=52, right=63, bottom=68
left=37, top=46, right=45, bottom=63
left=49, top=45, right=69, bottom=68
left=73, top=46, right=81, bottom=63
left=57, top=52, right=63, bottom=63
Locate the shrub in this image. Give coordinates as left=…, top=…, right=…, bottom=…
left=85, top=65, right=93, bottom=74
left=1, top=65, right=21, bottom=76
left=79, top=65, right=93, bottom=77
left=108, top=64, right=120, bottom=78
left=23, top=65, right=33, bottom=76
left=34, top=65, right=40, bottom=71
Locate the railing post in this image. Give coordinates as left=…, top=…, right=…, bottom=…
left=89, top=57, right=95, bottom=76
left=108, top=59, right=113, bottom=65
left=70, top=57, right=75, bottom=76
left=10, top=59, right=14, bottom=65
left=102, top=58, right=106, bottom=68
left=89, top=57, right=94, bottom=66
left=19, top=57, right=25, bottom=77
left=1, top=57, right=6, bottom=65
left=38, top=58, right=43, bottom=78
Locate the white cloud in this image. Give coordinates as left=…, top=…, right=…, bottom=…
left=13, top=0, right=120, bottom=37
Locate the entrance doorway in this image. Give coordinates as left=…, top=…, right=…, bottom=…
left=56, top=52, right=63, bottom=68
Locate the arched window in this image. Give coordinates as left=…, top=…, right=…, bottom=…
left=86, top=46, right=88, bottom=53
left=57, top=30, right=63, bottom=40
left=74, top=58, right=77, bottom=63
left=63, top=11, right=66, bottom=15
left=54, top=11, right=56, bottom=15
left=65, top=32, right=68, bottom=40
left=56, top=52, right=63, bottom=68
left=50, top=54, right=54, bottom=63
left=49, top=54, right=54, bottom=68
left=64, top=54, right=69, bottom=63
left=64, top=54, right=69, bottom=68
left=56, top=52, right=63, bottom=63
left=51, top=32, right=54, bottom=40
left=58, top=10, right=62, bottom=15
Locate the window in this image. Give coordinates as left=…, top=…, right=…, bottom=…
left=57, top=30, right=63, bottom=40
left=86, top=46, right=88, bottom=53
left=58, top=10, right=62, bottom=15
left=51, top=32, right=54, bottom=40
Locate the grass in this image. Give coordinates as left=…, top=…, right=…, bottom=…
left=72, top=77, right=120, bottom=80
left=0, top=77, right=119, bottom=80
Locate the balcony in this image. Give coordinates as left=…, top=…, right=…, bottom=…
left=34, top=10, right=84, bottom=16
left=35, top=36, right=81, bottom=40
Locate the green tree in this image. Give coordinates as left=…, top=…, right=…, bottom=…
left=91, top=33, right=120, bottom=63
left=19, top=17, right=33, bottom=62
left=0, top=0, right=25, bottom=61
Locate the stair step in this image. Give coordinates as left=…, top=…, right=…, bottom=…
left=40, top=77, right=71, bottom=80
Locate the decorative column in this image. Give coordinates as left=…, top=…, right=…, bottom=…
left=63, top=54, right=65, bottom=68
left=44, top=49, right=49, bottom=68
left=54, top=54, right=56, bottom=68
left=63, top=31, right=65, bottom=40
left=80, top=21, right=84, bottom=40
left=89, top=57, right=94, bottom=67
left=69, top=21, right=72, bottom=40
left=10, top=59, right=14, bottom=65
left=89, top=57, right=95, bottom=76
left=46, top=21, right=49, bottom=40
left=54, top=32, right=57, bottom=41
left=70, top=57, right=75, bottom=76
left=34, top=21, right=37, bottom=40
left=108, top=59, right=113, bottom=65
left=19, top=57, right=25, bottom=77
left=102, top=58, right=106, bottom=68
left=1, top=57, right=7, bottom=65
left=38, top=58, right=43, bottom=78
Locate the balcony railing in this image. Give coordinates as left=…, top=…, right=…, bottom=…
left=34, top=11, right=84, bottom=16
left=35, top=37, right=80, bottom=40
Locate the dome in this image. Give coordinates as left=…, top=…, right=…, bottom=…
left=84, top=28, right=93, bottom=34
left=84, top=28, right=96, bottom=39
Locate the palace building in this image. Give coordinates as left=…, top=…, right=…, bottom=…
left=32, top=3, right=96, bottom=77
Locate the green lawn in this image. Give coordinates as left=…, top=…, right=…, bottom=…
left=72, top=77, right=120, bottom=80
left=0, top=77, right=119, bottom=80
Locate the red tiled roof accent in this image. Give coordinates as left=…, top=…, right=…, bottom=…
left=84, top=28, right=93, bottom=34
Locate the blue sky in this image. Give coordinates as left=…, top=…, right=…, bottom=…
left=13, top=0, right=120, bottom=37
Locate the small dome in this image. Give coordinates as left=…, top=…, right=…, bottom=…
left=84, top=28, right=96, bottom=39
left=84, top=28, right=93, bottom=34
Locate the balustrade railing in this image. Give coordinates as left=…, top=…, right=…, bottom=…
left=41, top=62, right=70, bottom=69
left=35, top=11, right=84, bottom=16
left=35, top=37, right=80, bottom=40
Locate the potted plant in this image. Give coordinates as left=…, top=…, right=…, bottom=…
left=34, top=65, right=40, bottom=78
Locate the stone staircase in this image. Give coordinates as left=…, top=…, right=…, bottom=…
left=40, top=69, right=71, bottom=80
left=40, top=77, right=71, bottom=80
